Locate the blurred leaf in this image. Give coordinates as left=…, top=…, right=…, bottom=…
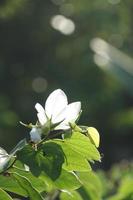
left=112, top=109, right=133, bottom=130
left=0, top=0, right=27, bottom=18
left=0, top=110, right=19, bottom=127
left=78, top=171, right=102, bottom=200
left=108, top=177, right=133, bottom=200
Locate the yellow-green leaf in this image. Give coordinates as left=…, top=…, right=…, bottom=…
left=87, top=127, right=100, bottom=148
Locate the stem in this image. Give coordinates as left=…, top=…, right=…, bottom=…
left=45, top=190, right=60, bottom=200
left=37, top=130, right=65, bottom=147
left=12, top=166, right=28, bottom=172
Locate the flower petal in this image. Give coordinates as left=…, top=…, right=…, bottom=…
left=35, top=103, right=45, bottom=113
left=54, top=123, right=69, bottom=130
left=64, top=102, right=81, bottom=122
left=37, top=112, right=47, bottom=125
left=35, top=103, right=47, bottom=125
left=55, top=101, right=81, bottom=130
left=45, top=89, right=68, bottom=121
left=52, top=107, right=66, bottom=124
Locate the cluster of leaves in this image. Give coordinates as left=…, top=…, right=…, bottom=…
left=0, top=89, right=101, bottom=200
left=0, top=130, right=101, bottom=200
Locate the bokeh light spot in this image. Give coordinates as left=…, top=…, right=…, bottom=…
left=94, top=54, right=110, bottom=68
left=32, top=77, right=48, bottom=93
left=50, top=15, right=75, bottom=35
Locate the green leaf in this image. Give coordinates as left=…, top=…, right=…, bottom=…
left=17, top=143, right=64, bottom=180
left=13, top=162, right=57, bottom=193
left=0, top=173, right=27, bottom=197
left=48, top=141, right=91, bottom=172
left=41, top=142, right=65, bottom=179
left=40, top=169, right=81, bottom=192
left=53, top=132, right=101, bottom=162
left=78, top=171, right=102, bottom=200
left=0, top=188, right=13, bottom=200
left=43, top=131, right=100, bottom=172
left=39, top=173, right=56, bottom=192
left=9, top=164, right=46, bottom=193
left=87, top=127, right=100, bottom=148
left=60, top=190, right=83, bottom=200
left=54, top=169, right=81, bottom=190
left=17, top=145, right=41, bottom=176
left=12, top=172, right=44, bottom=200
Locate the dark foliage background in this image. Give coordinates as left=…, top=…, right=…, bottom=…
left=0, top=0, right=133, bottom=169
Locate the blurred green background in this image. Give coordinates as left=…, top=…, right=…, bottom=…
left=0, top=0, right=132, bottom=170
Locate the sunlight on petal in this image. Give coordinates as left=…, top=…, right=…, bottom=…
left=45, top=89, right=68, bottom=120
left=37, top=112, right=47, bottom=125
left=35, top=103, right=45, bottom=113
left=55, top=101, right=81, bottom=129
left=54, top=123, right=69, bottom=130
left=52, top=107, right=66, bottom=123
left=64, top=102, right=81, bottom=122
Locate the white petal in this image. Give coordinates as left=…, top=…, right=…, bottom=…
left=37, top=112, right=47, bottom=125
left=52, top=107, right=66, bottom=124
left=30, top=128, right=41, bottom=142
left=64, top=102, right=81, bottom=122
left=45, top=89, right=68, bottom=121
left=35, top=103, right=45, bottom=113
left=54, top=123, right=69, bottom=130
left=35, top=103, right=47, bottom=125
left=55, top=102, right=81, bottom=130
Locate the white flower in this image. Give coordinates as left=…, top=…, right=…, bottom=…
left=30, top=127, right=42, bottom=142
left=35, top=89, right=81, bottom=130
